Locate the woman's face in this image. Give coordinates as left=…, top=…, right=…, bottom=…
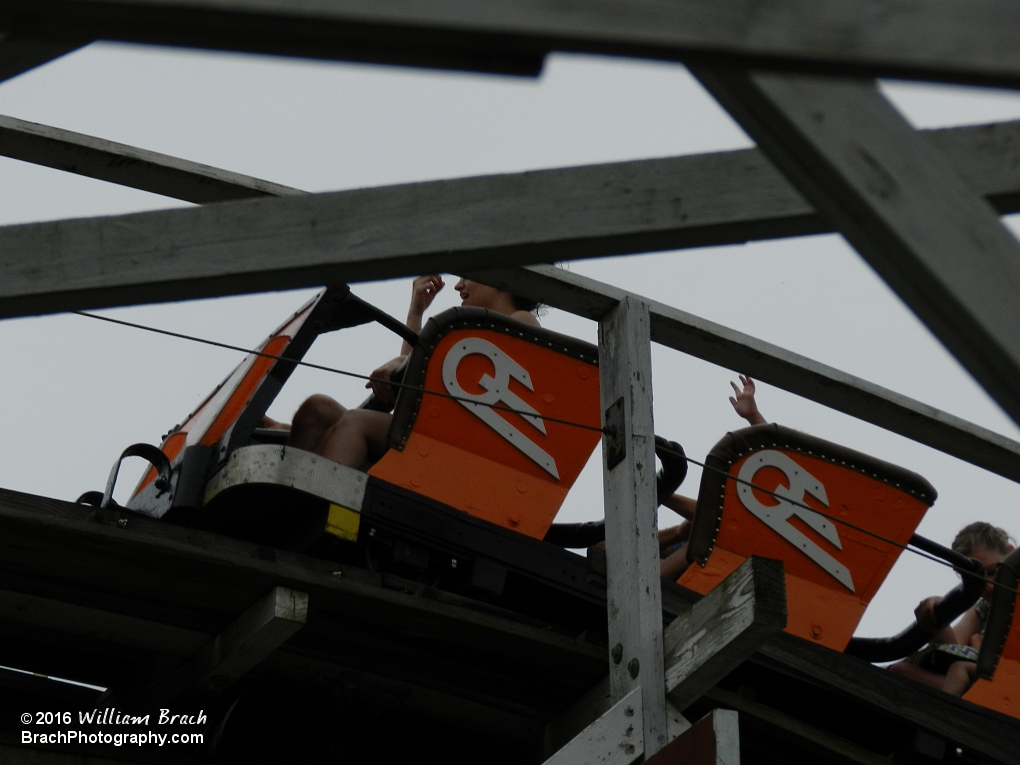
left=454, top=278, right=503, bottom=309
left=971, top=545, right=1011, bottom=600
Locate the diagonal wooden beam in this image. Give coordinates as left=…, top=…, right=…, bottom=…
left=693, top=69, right=1020, bottom=427
left=544, top=686, right=645, bottom=765
left=0, top=31, right=89, bottom=83
left=0, top=114, right=303, bottom=203
left=475, top=265, right=1020, bottom=486
left=5, top=117, right=1020, bottom=320
left=4, top=1, right=1020, bottom=87
left=5, top=112, right=1020, bottom=229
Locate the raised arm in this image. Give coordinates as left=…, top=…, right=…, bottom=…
left=729, top=375, right=767, bottom=426
left=402, top=275, right=445, bottom=354
left=368, top=275, right=447, bottom=404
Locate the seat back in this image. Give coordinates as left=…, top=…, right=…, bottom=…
left=369, top=307, right=602, bottom=540
left=963, top=547, right=1020, bottom=719
left=678, top=424, right=937, bottom=651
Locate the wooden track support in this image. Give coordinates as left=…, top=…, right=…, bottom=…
left=109, top=586, right=308, bottom=709
left=600, top=295, right=667, bottom=756
left=544, top=557, right=786, bottom=762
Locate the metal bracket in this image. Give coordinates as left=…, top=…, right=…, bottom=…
left=604, top=397, right=626, bottom=469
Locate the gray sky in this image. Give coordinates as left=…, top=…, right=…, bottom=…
left=3, top=42, right=1020, bottom=640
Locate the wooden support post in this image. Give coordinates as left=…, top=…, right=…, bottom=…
left=599, top=295, right=666, bottom=757
left=131, top=586, right=307, bottom=708
left=644, top=709, right=740, bottom=765
left=664, top=557, right=787, bottom=712
left=693, top=67, right=1020, bottom=427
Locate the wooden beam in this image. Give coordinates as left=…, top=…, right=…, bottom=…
left=645, top=709, right=740, bottom=765
left=664, top=557, right=786, bottom=712
left=4, top=113, right=1020, bottom=230
left=4, top=1, right=1020, bottom=87
left=0, top=32, right=88, bottom=83
left=600, top=296, right=667, bottom=756
left=544, top=686, right=644, bottom=765
left=478, top=264, right=1020, bottom=486
left=7, top=116, right=1020, bottom=320
left=694, top=69, right=1020, bottom=426
left=130, top=586, right=307, bottom=706
left=0, top=115, right=302, bottom=203
left=0, top=586, right=205, bottom=655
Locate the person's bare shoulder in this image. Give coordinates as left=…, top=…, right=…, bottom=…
left=509, top=310, right=541, bottom=326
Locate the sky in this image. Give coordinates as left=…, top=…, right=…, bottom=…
left=2, top=42, right=1020, bottom=640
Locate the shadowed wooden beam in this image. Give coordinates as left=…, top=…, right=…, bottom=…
left=693, top=69, right=1020, bottom=427
left=756, top=635, right=1020, bottom=764
left=4, top=1, right=1020, bottom=87
left=703, top=687, right=886, bottom=765
left=130, top=586, right=308, bottom=707
left=0, top=32, right=88, bottom=83
left=0, top=115, right=303, bottom=203
left=477, top=264, right=1020, bottom=486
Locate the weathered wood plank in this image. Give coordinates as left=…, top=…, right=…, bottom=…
left=478, top=264, right=1020, bottom=486
left=7, top=115, right=1020, bottom=321
left=0, top=32, right=88, bottom=83
left=544, top=686, right=644, bottom=765
left=0, top=586, right=205, bottom=655
left=694, top=69, right=1020, bottom=426
left=600, top=297, right=666, bottom=756
left=4, top=1, right=1020, bottom=87
left=5, top=113, right=1020, bottom=233
left=664, top=557, right=786, bottom=712
left=0, top=115, right=302, bottom=203
left=644, top=709, right=740, bottom=765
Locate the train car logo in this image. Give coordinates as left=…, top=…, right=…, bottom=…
left=442, top=337, right=559, bottom=479
left=736, top=450, right=855, bottom=592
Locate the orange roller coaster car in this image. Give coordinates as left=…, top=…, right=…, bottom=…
left=80, top=285, right=1018, bottom=717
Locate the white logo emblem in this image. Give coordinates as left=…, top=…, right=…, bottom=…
left=442, top=338, right=559, bottom=479
left=736, top=450, right=854, bottom=592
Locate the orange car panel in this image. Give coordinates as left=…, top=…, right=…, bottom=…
left=370, top=327, right=601, bottom=538
left=680, top=445, right=930, bottom=651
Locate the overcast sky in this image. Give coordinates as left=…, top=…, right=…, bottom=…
left=3, top=42, right=1020, bottom=639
